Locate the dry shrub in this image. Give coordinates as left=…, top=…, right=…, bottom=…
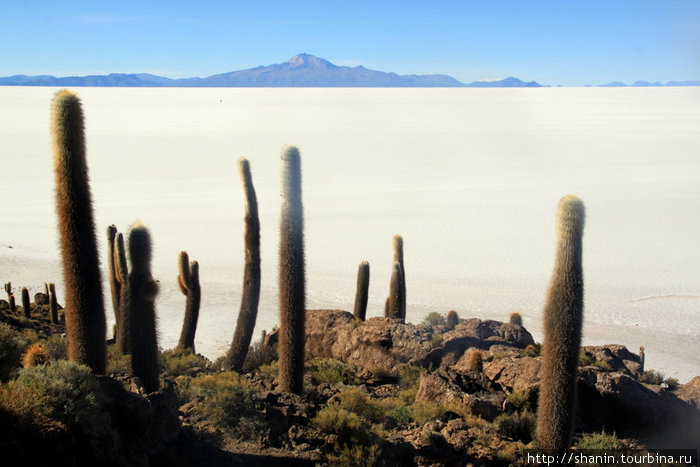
left=22, top=343, right=49, bottom=368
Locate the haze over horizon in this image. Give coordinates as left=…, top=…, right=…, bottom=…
left=2, top=1, right=699, bottom=87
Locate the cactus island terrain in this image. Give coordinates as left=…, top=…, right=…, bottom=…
left=0, top=87, right=699, bottom=466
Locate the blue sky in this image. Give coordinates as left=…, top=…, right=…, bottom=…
left=2, top=0, right=698, bottom=86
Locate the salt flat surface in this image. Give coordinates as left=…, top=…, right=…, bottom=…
left=1, top=86, right=698, bottom=381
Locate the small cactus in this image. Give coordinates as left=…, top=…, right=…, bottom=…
left=51, top=89, right=106, bottom=374
left=353, top=261, right=370, bottom=321
left=639, top=346, right=645, bottom=373
left=4, top=282, right=11, bottom=301
left=468, top=350, right=483, bottom=372
left=177, top=251, right=201, bottom=352
left=227, top=157, right=261, bottom=371
left=446, top=310, right=459, bottom=330
left=509, top=312, right=523, bottom=326
left=278, top=145, right=306, bottom=394
left=387, top=261, right=405, bottom=323
left=21, top=287, right=31, bottom=319
left=48, top=283, right=59, bottom=324
left=126, top=223, right=160, bottom=393
left=536, top=195, right=585, bottom=454
left=22, top=343, right=49, bottom=368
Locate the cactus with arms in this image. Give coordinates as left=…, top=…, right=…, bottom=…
left=126, top=222, right=160, bottom=393
left=177, top=251, right=201, bottom=352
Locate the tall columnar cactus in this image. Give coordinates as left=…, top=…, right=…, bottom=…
left=48, top=283, right=59, bottom=323
left=21, top=287, right=31, bottom=319
left=227, top=157, right=261, bottom=371
left=536, top=195, right=585, bottom=453
left=278, top=145, right=306, bottom=394
left=392, top=234, right=406, bottom=321
left=177, top=251, right=201, bottom=352
left=639, top=346, right=645, bottom=373
left=387, top=261, right=405, bottom=322
left=4, top=282, right=11, bottom=301
left=8, top=294, right=16, bottom=313
left=353, top=261, right=370, bottom=321
left=126, top=223, right=160, bottom=393
left=114, top=232, right=130, bottom=353
left=106, top=225, right=121, bottom=340
left=51, top=89, right=106, bottom=374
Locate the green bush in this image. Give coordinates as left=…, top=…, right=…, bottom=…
left=576, top=430, right=620, bottom=450
left=44, top=334, right=68, bottom=361
left=0, top=322, right=25, bottom=380
left=0, top=360, right=105, bottom=430
left=494, top=410, right=536, bottom=443
left=161, top=347, right=209, bottom=377
left=664, top=377, right=679, bottom=390
left=422, top=312, right=446, bottom=327
left=592, top=360, right=612, bottom=371
left=240, top=339, right=277, bottom=373
left=399, top=365, right=423, bottom=389
left=336, top=389, right=384, bottom=422
left=578, top=351, right=594, bottom=367
left=387, top=405, right=413, bottom=425
left=307, top=358, right=358, bottom=385
left=506, top=388, right=532, bottom=411
left=412, top=400, right=444, bottom=426
left=639, top=369, right=665, bottom=385
left=105, top=344, right=131, bottom=375
left=182, top=371, right=266, bottom=440
left=311, top=405, right=383, bottom=466
left=255, top=360, right=278, bottom=381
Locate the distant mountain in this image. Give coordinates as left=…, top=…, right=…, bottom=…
left=598, top=80, right=700, bottom=87
left=0, top=54, right=542, bottom=88
left=464, top=76, right=543, bottom=88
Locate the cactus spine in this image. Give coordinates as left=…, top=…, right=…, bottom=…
left=113, top=232, right=130, bottom=353
left=278, top=145, right=306, bottom=394
left=227, top=157, right=261, bottom=371
left=51, top=90, right=106, bottom=374
left=106, top=225, right=121, bottom=340
left=387, top=261, right=405, bottom=322
left=177, top=251, right=201, bottom=351
left=21, top=287, right=31, bottom=319
left=48, top=283, right=59, bottom=323
left=391, top=234, right=406, bottom=321
left=126, top=223, right=159, bottom=393
left=536, top=195, right=585, bottom=453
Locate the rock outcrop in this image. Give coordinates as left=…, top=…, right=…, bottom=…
left=301, top=310, right=534, bottom=376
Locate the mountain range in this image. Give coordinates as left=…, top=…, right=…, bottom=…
left=0, top=54, right=697, bottom=88
left=0, top=54, right=542, bottom=88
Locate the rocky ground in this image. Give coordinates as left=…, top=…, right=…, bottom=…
left=1, top=301, right=699, bottom=466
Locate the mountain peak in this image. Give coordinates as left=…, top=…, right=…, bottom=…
left=286, top=54, right=334, bottom=69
